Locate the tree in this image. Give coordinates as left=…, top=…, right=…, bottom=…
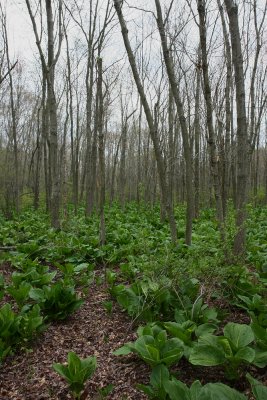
left=224, top=0, right=249, bottom=256
left=114, top=0, right=178, bottom=243
left=154, top=0, right=194, bottom=245
left=25, top=0, right=63, bottom=228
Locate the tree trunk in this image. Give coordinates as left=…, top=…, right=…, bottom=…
left=197, top=0, right=224, bottom=237
left=114, top=0, right=177, bottom=243
left=154, top=0, right=193, bottom=245
left=225, top=0, right=249, bottom=256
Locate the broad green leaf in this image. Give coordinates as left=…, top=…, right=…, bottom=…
left=190, top=380, right=204, bottom=400
left=195, top=323, right=217, bottom=338
left=136, top=384, right=155, bottom=397
left=252, top=349, right=267, bottom=368
left=53, top=363, right=72, bottom=382
left=150, top=364, right=169, bottom=389
left=68, top=352, right=81, bottom=378
left=223, top=323, right=254, bottom=350
left=164, top=377, right=191, bottom=400
left=135, top=336, right=160, bottom=365
left=202, top=383, right=247, bottom=400
left=156, top=330, right=167, bottom=349
left=246, top=373, right=267, bottom=400
left=29, top=287, right=45, bottom=302
left=161, top=338, right=183, bottom=366
left=164, top=322, right=193, bottom=345
left=234, top=347, right=255, bottom=363
left=113, top=343, right=134, bottom=356
left=189, top=344, right=225, bottom=366
left=80, top=356, right=97, bottom=380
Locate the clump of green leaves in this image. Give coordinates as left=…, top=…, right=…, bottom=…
left=189, top=322, right=257, bottom=379
left=30, top=281, right=84, bottom=320
left=114, top=323, right=183, bottom=367
left=0, top=303, right=44, bottom=362
left=137, top=364, right=247, bottom=400
left=53, top=351, right=97, bottom=399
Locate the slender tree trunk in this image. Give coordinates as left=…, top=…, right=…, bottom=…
left=155, top=0, right=193, bottom=245
left=114, top=0, right=177, bottom=243
left=197, top=0, right=225, bottom=237
left=97, top=58, right=106, bottom=245
left=3, top=17, right=19, bottom=213
left=218, top=0, right=232, bottom=217
left=194, top=49, right=201, bottom=219
left=225, top=0, right=249, bottom=256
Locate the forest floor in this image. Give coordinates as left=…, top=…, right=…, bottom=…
left=0, top=267, right=266, bottom=400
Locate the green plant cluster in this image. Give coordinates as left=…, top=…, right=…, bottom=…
left=0, top=203, right=267, bottom=397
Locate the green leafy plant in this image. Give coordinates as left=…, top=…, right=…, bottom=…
left=11, top=266, right=56, bottom=288
left=164, top=320, right=217, bottom=359
left=97, top=384, right=114, bottom=399
left=53, top=351, right=97, bottom=399
left=164, top=378, right=247, bottom=400
left=30, top=281, right=84, bottom=320
left=174, top=296, right=219, bottom=326
left=7, top=281, right=32, bottom=308
left=114, top=324, right=183, bottom=367
left=250, top=322, right=267, bottom=367
left=189, top=322, right=257, bottom=379
left=246, top=373, right=267, bottom=400
left=102, top=300, right=113, bottom=314
left=137, top=364, right=170, bottom=399
left=0, top=303, right=20, bottom=359
left=234, top=294, right=267, bottom=327
left=105, top=269, right=117, bottom=286
left=18, top=304, right=45, bottom=340
left=137, top=364, right=247, bottom=399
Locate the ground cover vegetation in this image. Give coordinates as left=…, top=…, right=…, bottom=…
left=0, top=203, right=266, bottom=398
left=0, top=0, right=267, bottom=398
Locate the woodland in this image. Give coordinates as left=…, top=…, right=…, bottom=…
left=0, top=0, right=267, bottom=399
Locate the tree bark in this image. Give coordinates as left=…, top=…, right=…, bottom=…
left=225, top=0, right=249, bottom=256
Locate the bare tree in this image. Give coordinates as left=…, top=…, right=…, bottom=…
left=25, top=0, right=63, bottom=228
left=154, top=0, right=194, bottom=245
left=224, top=0, right=249, bottom=256
left=114, top=0, right=178, bottom=243
left=197, top=0, right=225, bottom=238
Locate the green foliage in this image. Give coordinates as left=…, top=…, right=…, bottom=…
left=136, top=364, right=170, bottom=399
left=102, top=300, right=113, bottom=314
left=11, top=266, right=57, bottom=288
left=30, top=281, right=84, bottom=320
left=18, top=304, right=44, bottom=340
left=7, top=281, right=32, bottom=308
left=53, top=351, right=97, bottom=399
left=189, top=323, right=256, bottom=379
left=164, top=320, right=217, bottom=359
left=246, top=373, right=267, bottom=400
left=105, top=269, right=117, bottom=286
left=137, top=364, right=247, bottom=400
left=250, top=322, right=267, bottom=367
left=97, top=384, right=114, bottom=399
left=0, top=303, right=20, bottom=357
left=0, top=303, right=44, bottom=361
left=114, top=324, right=183, bottom=367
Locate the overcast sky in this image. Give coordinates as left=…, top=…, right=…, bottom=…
left=6, top=0, right=34, bottom=60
